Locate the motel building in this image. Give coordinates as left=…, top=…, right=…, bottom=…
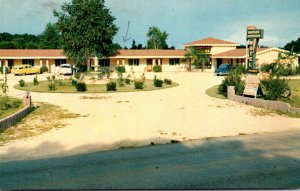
left=0, top=37, right=298, bottom=73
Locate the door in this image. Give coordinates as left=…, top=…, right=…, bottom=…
left=8, top=59, right=14, bottom=70
left=217, top=59, right=223, bottom=68
left=147, top=59, right=153, bottom=72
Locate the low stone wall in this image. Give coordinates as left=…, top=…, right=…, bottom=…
left=227, top=86, right=300, bottom=114
left=0, top=93, right=31, bottom=131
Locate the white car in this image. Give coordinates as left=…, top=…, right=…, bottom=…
left=59, top=64, right=73, bottom=75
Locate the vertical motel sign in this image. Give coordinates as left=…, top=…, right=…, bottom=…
left=246, top=26, right=264, bottom=70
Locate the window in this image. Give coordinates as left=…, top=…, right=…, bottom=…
left=22, top=59, right=34, bottom=66
left=55, top=59, right=66, bottom=66
left=128, top=59, right=139, bottom=66
left=99, top=59, right=110, bottom=67
left=169, top=58, right=180, bottom=65
left=147, top=59, right=152, bottom=65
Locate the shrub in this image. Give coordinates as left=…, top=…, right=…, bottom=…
left=116, top=66, right=126, bottom=73
left=75, top=72, right=81, bottom=80
left=134, top=80, right=144, bottom=89
left=33, top=75, right=39, bottom=85
left=125, top=78, right=131, bottom=84
left=154, top=79, right=163, bottom=87
left=153, top=76, right=163, bottom=87
left=117, top=73, right=125, bottom=87
left=71, top=78, right=78, bottom=86
left=0, top=96, right=21, bottom=110
left=275, top=63, right=295, bottom=76
left=218, top=67, right=245, bottom=96
left=260, top=64, right=272, bottom=73
left=46, top=76, right=51, bottom=82
left=76, top=82, right=87, bottom=91
left=260, top=75, right=291, bottom=100
left=153, top=65, right=162, bottom=72
left=40, top=66, right=48, bottom=73
left=164, top=78, right=172, bottom=85
left=56, top=79, right=64, bottom=86
left=263, top=62, right=297, bottom=76
left=106, top=82, right=117, bottom=91
left=48, top=82, right=57, bottom=91
left=19, top=79, right=25, bottom=87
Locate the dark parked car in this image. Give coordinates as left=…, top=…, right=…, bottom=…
left=215, top=64, right=231, bottom=76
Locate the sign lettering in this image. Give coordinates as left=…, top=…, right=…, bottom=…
left=246, top=26, right=264, bottom=70
left=243, top=74, right=260, bottom=97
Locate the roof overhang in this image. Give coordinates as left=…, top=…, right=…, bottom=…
left=211, top=56, right=246, bottom=59
left=185, top=44, right=240, bottom=47
left=111, top=56, right=185, bottom=59
left=0, top=56, right=67, bottom=59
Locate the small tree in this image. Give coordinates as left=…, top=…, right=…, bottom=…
left=184, top=47, right=210, bottom=72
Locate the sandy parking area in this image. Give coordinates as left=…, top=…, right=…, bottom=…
left=1, top=72, right=300, bottom=160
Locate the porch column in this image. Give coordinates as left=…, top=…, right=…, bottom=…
left=40, top=59, right=43, bottom=66
left=117, top=59, right=120, bottom=65
left=46, top=60, right=49, bottom=72
left=152, top=59, right=156, bottom=66
left=5, top=60, right=8, bottom=67
left=94, top=57, right=99, bottom=71
left=122, top=59, right=125, bottom=65
left=0, top=60, right=2, bottom=67
left=158, top=59, right=161, bottom=65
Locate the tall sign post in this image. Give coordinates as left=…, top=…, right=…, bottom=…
left=243, top=26, right=264, bottom=98
left=246, top=25, right=264, bottom=70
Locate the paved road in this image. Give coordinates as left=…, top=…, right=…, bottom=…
left=1, top=130, right=300, bottom=189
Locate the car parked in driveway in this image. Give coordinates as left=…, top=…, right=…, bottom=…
left=11, top=64, right=40, bottom=75
left=215, top=64, right=231, bottom=76
left=59, top=64, right=73, bottom=75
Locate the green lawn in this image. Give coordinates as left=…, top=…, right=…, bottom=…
left=280, top=79, right=300, bottom=108
left=206, top=79, right=300, bottom=108
left=0, top=97, right=23, bottom=119
left=14, top=79, right=179, bottom=93
left=205, top=85, right=226, bottom=99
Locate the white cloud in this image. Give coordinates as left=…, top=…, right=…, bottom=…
left=260, top=35, right=281, bottom=47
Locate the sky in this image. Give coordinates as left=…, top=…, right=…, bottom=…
left=0, top=0, right=300, bottom=49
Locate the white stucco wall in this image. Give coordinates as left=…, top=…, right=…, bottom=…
left=210, top=46, right=237, bottom=55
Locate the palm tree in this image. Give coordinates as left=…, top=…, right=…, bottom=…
left=184, top=47, right=211, bottom=72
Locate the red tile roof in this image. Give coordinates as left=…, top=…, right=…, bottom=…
left=0, top=49, right=65, bottom=58
left=184, top=37, right=240, bottom=46
left=0, top=49, right=187, bottom=59
left=212, top=48, right=270, bottom=58
left=111, top=49, right=187, bottom=58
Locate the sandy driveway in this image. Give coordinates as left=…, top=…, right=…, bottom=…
left=1, top=72, right=300, bottom=160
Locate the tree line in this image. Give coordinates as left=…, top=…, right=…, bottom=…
left=283, top=37, right=300, bottom=54
left=0, top=23, right=62, bottom=49
left=0, top=24, right=174, bottom=51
